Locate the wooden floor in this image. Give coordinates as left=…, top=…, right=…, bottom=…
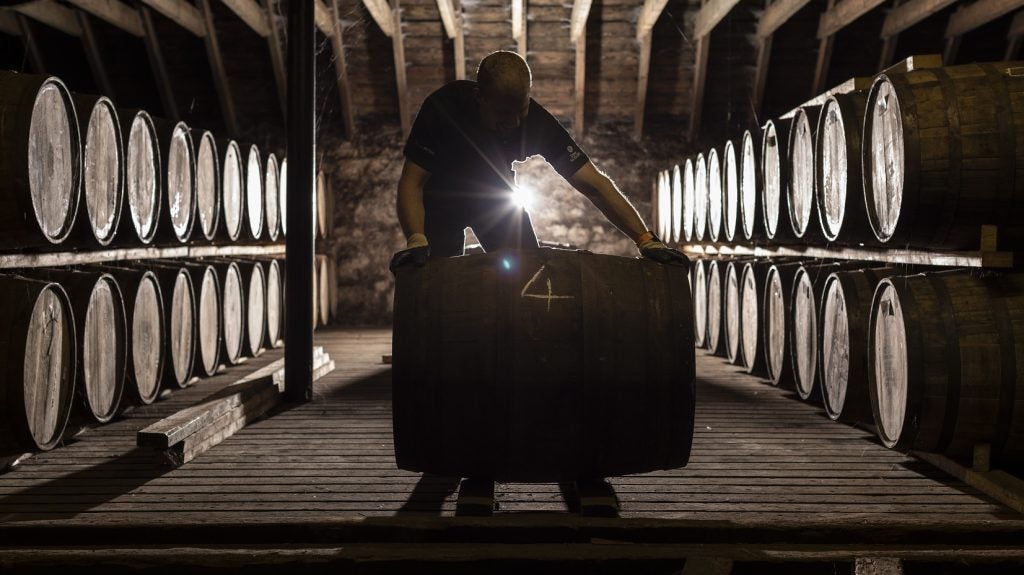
left=0, top=327, right=1022, bottom=548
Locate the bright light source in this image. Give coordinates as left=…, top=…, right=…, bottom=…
left=502, top=258, right=512, bottom=270
left=511, top=186, right=534, bottom=210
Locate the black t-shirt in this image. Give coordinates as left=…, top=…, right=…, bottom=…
left=403, top=81, right=590, bottom=207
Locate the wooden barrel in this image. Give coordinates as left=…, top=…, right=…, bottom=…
left=869, top=271, right=1024, bottom=461
left=316, top=169, right=330, bottom=239
left=693, top=259, right=708, bottom=348
left=119, top=110, right=160, bottom=245
left=819, top=267, right=896, bottom=423
left=815, top=91, right=870, bottom=243
left=0, top=276, right=76, bottom=454
left=264, top=152, right=281, bottom=242
left=722, top=139, right=739, bottom=242
left=211, top=261, right=244, bottom=365
left=92, top=265, right=165, bottom=405
left=740, top=260, right=772, bottom=376
left=149, top=264, right=195, bottom=389
left=707, top=148, right=723, bottom=242
left=39, top=269, right=126, bottom=423
left=670, top=164, right=682, bottom=244
left=264, top=259, right=283, bottom=348
left=682, top=158, right=695, bottom=242
left=317, top=255, right=330, bottom=327
left=392, top=248, right=695, bottom=482
left=706, top=259, right=726, bottom=356
left=655, top=170, right=670, bottom=241
left=243, top=144, right=264, bottom=242
left=0, top=72, right=81, bottom=249
left=723, top=259, right=750, bottom=365
left=72, top=95, right=123, bottom=246
left=278, top=157, right=288, bottom=237
left=236, top=260, right=266, bottom=357
left=788, top=261, right=862, bottom=401
left=764, top=261, right=806, bottom=387
left=863, top=62, right=1024, bottom=249
left=191, top=130, right=220, bottom=243
left=181, top=262, right=221, bottom=377
left=761, top=118, right=792, bottom=241
left=327, top=256, right=339, bottom=323
left=312, top=256, right=320, bottom=329
left=740, top=128, right=764, bottom=241
left=693, top=153, right=708, bottom=241
left=786, top=106, right=821, bottom=240
left=151, top=119, right=196, bottom=244
left=218, top=139, right=244, bottom=242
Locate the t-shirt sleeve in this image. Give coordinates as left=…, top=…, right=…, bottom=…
left=403, top=98, right=442, bottom=173
left=527, top=100, right=590, bottom=179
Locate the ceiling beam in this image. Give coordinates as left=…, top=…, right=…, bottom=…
left=361, top=0, right=394, bottom=37
left=66, top=0, right=144, bottom=37
left=220, top=0, right=270, bottom=37
left=139, top=0, right=206, bottom=37
left=391, top=0, right=410, bottom=137
left=695, top=0, right=742, bottom=37
left=198, top=0, right=239, bottom=135
left=263, top=0, right=287, bottom=122
left=313, top=0, right=334, bottom=37
left=16, top=15, right=45, bottom=72
left=818, top=0, right=887, bottom=38
left=436, top=0, right=457, bottom=38
left=139, top=3, right=180, bottom=120
left=570, top=0, right=592, bottom=42
left=757, top=0, right=812, bottom=38
left=637, top=0, right=669, bottom=39
left=11, top=0, right=82, bottom=37
left=453, top=0, right=465, bottom=80
left=881, top=0, right=958, bottom=37
left=812, top=0, right=838, bottom=94
left=752, top=33, right=772, bottom=114
left=945, top=0, right=1024, bottom=38
left=329, top=0, right=355, bottom=139
left=77, top=11, right=116, bottom=98
left=512, top=0, right=526, bottom=57
left=634, top=30, right=652, bottom=141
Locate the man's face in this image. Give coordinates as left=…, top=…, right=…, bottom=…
left=477, top=88, right=530, bottom=136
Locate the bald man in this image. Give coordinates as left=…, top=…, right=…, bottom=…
left=390, top=50, right=689, bottom=271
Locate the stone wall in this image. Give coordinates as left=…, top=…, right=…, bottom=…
left=319, top=116, right=691, bottom=326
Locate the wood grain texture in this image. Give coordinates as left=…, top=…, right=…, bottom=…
left=242, top=144, right=264, bottom=242
left=740, top=260, right=772, bottom=376
left=694, top=153, right=708, bottom=242
left=72, top=95, right=123, bottom=247
left=706, top=259, right=725, bottom=356
left=263, top=153, right=280, bottom=242
left=213, top=261, right=244, bottom=365
left=815, top=91, right=869, bottom=244
left=682, top=158, right=695, bottom=243
left=192, top=130, right=219, bottom=243
left=707, top=148, right=723, bottom=243
left=119, top=111, right=159, bottom=245
left=764, top=261, right=804, bottom=388
left=693, top=259, right=708, bottom=349
left=740, top=128, right=764, bottom=242
left=761, top=119, right=792, bottom=242
left=218, top=139, right=244, bottom=242
left=786, top=106, right=820, bottom=240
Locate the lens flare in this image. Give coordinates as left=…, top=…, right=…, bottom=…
left=511, top=186, right=534, bottom=210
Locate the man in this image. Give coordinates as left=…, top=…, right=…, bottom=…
left=390, top=51, right=688, bottom=517
left=390, top=50, right=688, bottom=271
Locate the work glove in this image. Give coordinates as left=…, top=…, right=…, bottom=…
left=638, top=233, right=690, bottom=268
left=389, top=233, right=430, bottom=274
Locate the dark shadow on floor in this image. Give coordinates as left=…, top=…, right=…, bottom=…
left=395, top=474, right=462, bottom=515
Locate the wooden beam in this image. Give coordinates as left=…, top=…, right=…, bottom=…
left=574, top=31, right=586, bottom=139
left=757, top=0, right=812, bottom=38
left=220, top=0, right=270, bottom=37
left=946, top=0, right=1024, bottom=38
left=753, top=34, right=772, bottom=114
left=77, top=12, right=116, bottom=98
left=881, top=0, right=958, bottom=37
left=694, top=0, right=741, bottom=37
left=12, top=0, right=82, bottom=37
left=198, top=0, right=239, bottom=135
left=329, top=0, right=356, bottom=139
left=687, top=33, right=709, bottom=141
left=512, top=0, right=526, bottom=57
left=453, top=0, right=465, bottom=80
left=15, top=15, right=45, bottom=73
left=313, top=0, right=334, bottom=37
left=139, top=0, right=207, bottom=37
left=818, top=0, right=887, bottom=38
left=392, top=0, right=410, bottom=137
left=1006, top=10, right=1024, bottom=59
left=637, top=0, right=669, bottom=39
left=812, top=31, right=836, bottom=94
left=263, top=0, right=287, bottom=122
left=66, top=0, right=144, bottom=37
left=570, top=0, right=592, bottom=43
left=139, top=3, right=180, bottom=120
left=436, top=0, right=457, bottom=38
left=634, top=30, right=652, bottom=141
left=361, top=0, right=394, bottom=37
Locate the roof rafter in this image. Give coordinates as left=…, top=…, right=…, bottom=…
left=11, top=0, right=81, bottom=37
left=139, top=0, right=206, bottom=37
left=757, top=0, right=812, bottom=38
left=329, top=0, right=355, bottom=138
left=570, top=0, right=592, bottom=42
left=688, top=0, right=741, bottom=141
left=881, top=0, right=958, bottom=37
left=65, top=0, right=144, bottom=37
left=945, top=0, right=1024, bottom=38
left=220, top=0, right=270, bottom=37
left=637, top=0, right=669, bottom=39
left=361, top=0, right=394, bottom=37
left=571, top=0, right=592, bottom=138
left=818, top=0, right=887, bottom=38
left=512, top=0, right=526, bottom=57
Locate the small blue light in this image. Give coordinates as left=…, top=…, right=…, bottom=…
left=502, top=259, right=512, bottom=270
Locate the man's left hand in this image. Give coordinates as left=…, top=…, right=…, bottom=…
left=639, top=237, right=690, bottom=268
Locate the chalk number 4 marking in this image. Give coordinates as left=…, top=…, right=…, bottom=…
left=521, top=265, right=575, bottom=312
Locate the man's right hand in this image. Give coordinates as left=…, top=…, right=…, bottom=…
left=389, top=233, right=430, bottom=273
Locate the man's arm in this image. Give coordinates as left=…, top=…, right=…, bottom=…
left=567, top=160, right=650, bottom=242
left=397, top=159, right=430, bottom=245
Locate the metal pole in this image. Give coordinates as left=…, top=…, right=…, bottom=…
left=284, top=0, right=315, bottom=403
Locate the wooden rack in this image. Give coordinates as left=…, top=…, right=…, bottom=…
left=0, top=244, right=286, bottom=270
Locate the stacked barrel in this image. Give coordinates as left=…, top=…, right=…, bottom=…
left=670, top=59, right=1024, bottom=468
left=0, top=70, right=332, bottom=458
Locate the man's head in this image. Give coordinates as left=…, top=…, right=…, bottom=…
left=475, top=51, right=532, bottom=134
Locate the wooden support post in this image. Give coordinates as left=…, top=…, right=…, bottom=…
left=198, top=0, right=239, bottom=136
left=220, top=0, right=271, bottom=36
left=453, top=0, right=465, bottom=80
left=77, top=11, right=116, bottom=98
left=574, top=33, right=586, bottom=139
left=686, top=33, right=708, bottom=142
left=753, top=34, right=772, bottom=116
left=14, top=15, right=44, bottom=73
left=878, top=0, right=904, bottom=70
left=139, top=3, right=179, bottom=121
left=1006, top=10, right=1024, bottom=60
left=392, top=0, right=410, bottom=138
left=634, top=30, right=652, bottom=141
left=512, top=0, right=527, bottom=58
left=944, top=0, right=1024, bottom=64
left=329, top=0, right=356, bottom=139
left=264, top=0, right=288, bottom=122
left=943, top=35, right=960, bottom=65
left=812, top=0, right=837, bottom=96
left=284, top=0, right=316, bottom=404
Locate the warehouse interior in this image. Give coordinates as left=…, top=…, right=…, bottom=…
left=2, top=0, right=1024, bottom=573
